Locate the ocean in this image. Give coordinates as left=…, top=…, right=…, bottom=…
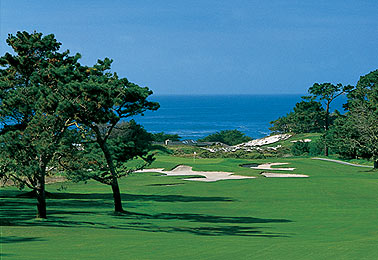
left=132, top=94, right=347, bottom=140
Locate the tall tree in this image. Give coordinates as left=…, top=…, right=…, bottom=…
left=308, top=83, right=353, bottom=156
left=325, top=115, right=361, bottom=159
left=346, top=70, right=378, bottom=168
left=0, top=31, right=81, bottom=218
left=58, top=59, right=159, bottom=212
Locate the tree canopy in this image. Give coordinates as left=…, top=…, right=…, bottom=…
left=0, top=31, right=159, bottom=217
left=342, top=70, right=378, bottom=168
left=53, top=53, right=159, bottom=213
left=269, top=69, right=378, bottom=168
left=269, top=99, right=326, bottom=134
left=307, top=82, right=352, bottom=155
left=0, top=31, right=81, bottom=218
left=199, top=129, right=252, bottom=146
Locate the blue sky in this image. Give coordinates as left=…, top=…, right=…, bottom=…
left=1, top=0, right=378, bottom=95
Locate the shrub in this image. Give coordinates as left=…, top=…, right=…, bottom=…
left=151, top=132, right=181, bottom=142
left=199, top=129, right=252, bottom=146
left=291, top=141, right=310, bottom=156
left=309, top=139, right=324, bottom=156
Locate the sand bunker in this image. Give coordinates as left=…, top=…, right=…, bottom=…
left=135, top=165, right=255, bottom=182
left=249, top=162, right=308, bottom=177
left=249, top=163, right=296, bottom=171
left=261, top=172, right=308, bottom=178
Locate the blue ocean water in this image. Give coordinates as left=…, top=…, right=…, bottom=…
left=132, top=94, right=346, bottom=140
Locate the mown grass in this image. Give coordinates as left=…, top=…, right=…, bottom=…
left=1, top=156, right=378, bottom=259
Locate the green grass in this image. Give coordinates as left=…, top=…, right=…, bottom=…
left=1, top=156, right=378, bottom=259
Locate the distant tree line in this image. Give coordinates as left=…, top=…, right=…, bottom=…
left=269, top=72, right=378, bottom=168
left=199, top=129, right=252, bottom=146
left=151, top=132, right=181, bottom=142
left=149, top=130, right=252, bottom=146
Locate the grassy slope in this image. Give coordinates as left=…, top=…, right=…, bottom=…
left=1, top=156, right=378, bottom=259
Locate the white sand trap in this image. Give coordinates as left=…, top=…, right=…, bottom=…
left=250, top=163, right=296, bottom=171
left=135, top=165, right=255, bottom=182
left=261, top=172, right=308, bottom=178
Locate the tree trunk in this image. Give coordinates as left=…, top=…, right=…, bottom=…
left=96, top=135, right=124, bottom=212
left=36, top=188, right=47, bottom=218
left=374, top=159, right=378, bottom=169
left=324, top=145, right=329, bottom=157
left=111, top=177, right=123, bottom=212
left=35, top=171, right=47, bottom=218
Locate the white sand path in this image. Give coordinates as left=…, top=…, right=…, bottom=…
left=312, top=158, right=373, bottom=168
left=250, top=163, right=296, bottom=171
left=135, top=165, right=255, bottom=182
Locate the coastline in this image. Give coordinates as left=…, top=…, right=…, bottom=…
left=132, top=94, right=346, bottom=140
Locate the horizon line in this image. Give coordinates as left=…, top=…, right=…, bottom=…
left=151, top=93, right=308, bottom=97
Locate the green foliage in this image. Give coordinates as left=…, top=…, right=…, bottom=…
left=109, top=120, right=154, bottom=163
left=290, top=138, right=324, bottom=157
left=223, top=150, right=266, bottom=159
left=270, top=100, right=325, bottom=134
left=308, top=83, right=352, bottom=115
left=291, top=141, right=310, bottom=156
left=328, top=69, right=378, bottom=167
left=308, top=139, right=324, bottom=156
left=151, top=132, right=181, bottom=142
left=0, top=31, right=81, bottom=217
left=270, top=83, right=350, bottom=138
left=199, top=129, right=252, bottom=146
left=326, top=115, right=360, bottom=159
left=307, top=83, right=353, bottom=156
left=59, top=121, right=156, bottom=183
left=171, top=145, right=202, bottom=157
left=1, top=31, right=160, bottom=214
left=50, top=46, right=160, bottom=212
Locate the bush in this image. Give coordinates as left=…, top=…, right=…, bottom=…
left=291, top=141, right=310, bottom=156
left=199, top=129, right=252, bottom=146
left=151, top=132, right=181, bottom=142
left=173, top=147, right=196, bottom=155
left=309, top=139, right=324, bottom=156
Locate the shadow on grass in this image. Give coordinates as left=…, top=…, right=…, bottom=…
left=240, top=163, right=259, bottom=168
left=1, top=190, right=292, bottom=237
left=0, top=236, right=45, bottom=244
left=114, top=211, right=291, bottom=224
left=51, top=192, right=235, bottom=202
left=106, top=222, right=288, bottom=237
